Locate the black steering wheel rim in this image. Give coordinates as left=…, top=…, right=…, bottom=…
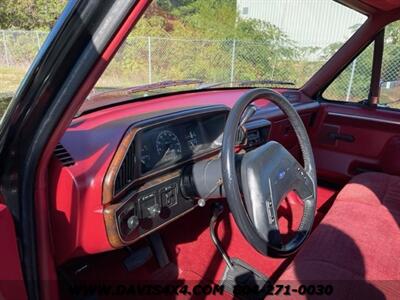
left=221, top=88, right=317, bottom=257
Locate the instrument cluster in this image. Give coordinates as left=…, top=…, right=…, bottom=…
left=136, top=111, right=227, bottom=175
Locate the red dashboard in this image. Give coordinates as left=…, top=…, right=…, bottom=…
left=49, top=89, right=319, bottom=264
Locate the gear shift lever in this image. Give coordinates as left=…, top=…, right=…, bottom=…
left=209, top=202, right=270, bottom=299
left=210, top=202, right=234, bottom=269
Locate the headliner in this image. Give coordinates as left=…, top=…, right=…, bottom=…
left=339, top=0, right=400, bottom=14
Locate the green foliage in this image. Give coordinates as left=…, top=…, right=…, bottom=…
left=324, top=43, right=374, bottom=101
left=323, top=20, right=400, bottom=102
left=103, top=0, right=305, bottom=87
left=0, top=0, right=67, bottom=30
left=6, top=0, right=398, bottom=108
left=0, top=0, right=316, bottom=89
left=321, top=42, right=342, bottom=60
left=386, top=20, right=400, bottom=45
left=382, top=43, right=400, bottom=82
left=382, top=21, right=400, bottom=85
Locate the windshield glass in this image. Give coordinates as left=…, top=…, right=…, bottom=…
left=93, top=0, right=367, bottom=97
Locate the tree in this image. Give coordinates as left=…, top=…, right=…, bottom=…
left=0, top=0, right=67, bottom=30
left=386, top=20, right=400, bottom=45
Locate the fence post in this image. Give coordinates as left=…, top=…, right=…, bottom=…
left=2, top=30, right=10, bottom=67
left=230, top=40, right=236, bottom=86
left=148, top=36, right=152, bottom=84
left=35, top=31, right=41, bottom=51
left=346, top=58, right=357, bottom=102
left=271, top=55, right=277, bottom=79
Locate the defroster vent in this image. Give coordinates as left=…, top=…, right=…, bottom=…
left=54, top=144, right=75, bottom=167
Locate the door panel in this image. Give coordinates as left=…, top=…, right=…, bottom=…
left=0, top=203, right=27, bottom=300
left=269, top=111, right=317, bottom=163
left=311, top=102, right=400, bottom=184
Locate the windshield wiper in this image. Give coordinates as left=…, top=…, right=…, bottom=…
left=88, top=79, right=204, bottom=100
left=198, top=79, right=295, bottom=89
left=77, top=79, right=204, bottom=117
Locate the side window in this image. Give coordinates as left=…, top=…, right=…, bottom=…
left=323, top=20, right=400, bottom=108
left=323, top=43, right=374, bottom=102
left=380, top=21, right=400, bottom=109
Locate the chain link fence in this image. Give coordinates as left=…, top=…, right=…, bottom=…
left=324, top=42, right=400, bottom=107
left=1, top=29, right=399, bottom=116
left=1, top=29, right=49, bottom=115
left=0, top=30, right=324, bottom=93
left=0, top=30, right=48, bottom=66
left=97, top=35, right=325, bottom=91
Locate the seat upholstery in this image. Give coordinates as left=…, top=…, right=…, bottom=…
left=277, top=172, right=400, bottom=299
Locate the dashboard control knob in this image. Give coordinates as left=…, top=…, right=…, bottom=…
left=147, top=203, right=161, bottom=218
left=127, top=215, right=139, bottom=230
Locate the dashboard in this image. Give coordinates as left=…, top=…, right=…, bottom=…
left=101, top=105, right=273, bottom=247
left=108, top=106, right=229, bottom=199
left=49, top=89, right=318, bottom=263
left=103, top=106, right=232, bottom=247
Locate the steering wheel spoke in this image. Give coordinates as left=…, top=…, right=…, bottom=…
left=293, top=165, right=314, bottom=202
left=241, top=141, right=310, bottom=248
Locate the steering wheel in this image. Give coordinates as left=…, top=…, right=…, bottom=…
left=221, top=88, right=317, bottom=257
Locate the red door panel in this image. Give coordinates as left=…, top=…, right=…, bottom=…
left=0, top=203, right=27, bottom=300
left=269, top=111, right=317, bottom=163
left=311, top=102, right=400, bottom=184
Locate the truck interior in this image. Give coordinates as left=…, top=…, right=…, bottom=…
left=0, top=0, right=399, bottom=299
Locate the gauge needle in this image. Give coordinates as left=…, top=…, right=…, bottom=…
left=164, top=148, right=173, bottom=156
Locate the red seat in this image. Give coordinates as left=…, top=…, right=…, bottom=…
left=277, top=172, right=400, bottom=299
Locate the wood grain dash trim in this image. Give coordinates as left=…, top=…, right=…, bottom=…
left=103, top=126, right=139, bottom=205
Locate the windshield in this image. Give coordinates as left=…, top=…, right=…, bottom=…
left=93, top=0, right=367, bottom=97
left=0, top=1, right=369, bottom=119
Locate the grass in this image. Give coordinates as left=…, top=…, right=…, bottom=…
left=0, top=66, right=27, bottom=94
left=0, top=64, right=399, bottom=117
left=381, top=86, right=400, bottom=109
left=0, top=65, right=27, bottom=117
left=0, top=94, right=12, bottom=117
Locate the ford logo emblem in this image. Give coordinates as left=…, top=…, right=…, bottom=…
left=278, top=170, right=286, bottom=180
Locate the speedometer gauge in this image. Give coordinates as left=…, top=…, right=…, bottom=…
left=156, top=130, right=182, bottom=159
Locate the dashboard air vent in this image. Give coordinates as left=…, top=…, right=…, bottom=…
left=54, top=144, right=75, bottom=167
left=115, top=144, right=135, bottom=195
